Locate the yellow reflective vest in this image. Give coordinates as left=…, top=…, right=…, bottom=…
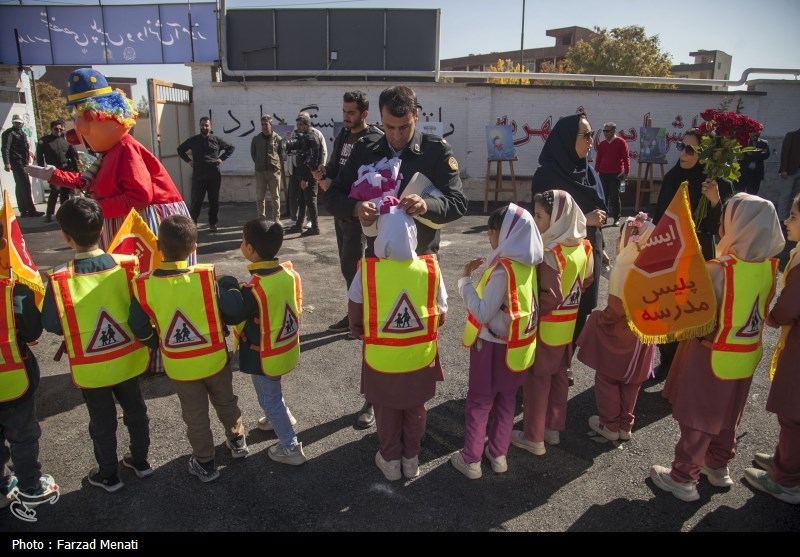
left=462, top=259, right=538, bottom=371
left=539, top=241, right=591, bottom=347
left=240, top=261, right=302, bottom=377
left=133, top=264, right=228, bottom=381
left=0, top=279, right=29, bottom=403
left=47, top=254, right=148, bottom=388
left=361, top=255, right=441, bottom=373
left=710, top=256, right=778, bottom=380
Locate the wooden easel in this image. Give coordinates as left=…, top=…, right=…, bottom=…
left=484, top=157, right=519, bottom=213
left=634, top=160, right=666, bottom=212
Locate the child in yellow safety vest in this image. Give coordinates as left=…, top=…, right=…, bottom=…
left=652, top=193, right=784, bottom=502
left=449, top=203, right=543, bottom=480
left=744, top=193, right=800, bottom=505
left=0, top=221, right=58, bottom=509
left=348, top=208, right=447, bottom=481
left=512, top=190, right=593, bottom=457
left=42, top=198, right=151, bottom=493
left=223, top=218, right=307, bottom=466
left=128, top=215, right=246, bottom=483
left=576, top=212, right=657, bottom=443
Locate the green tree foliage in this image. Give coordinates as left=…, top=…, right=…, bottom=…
left=562, top=26, right=673, bottom=88
left=487, top=58, right=531, bottom=85
left=33, top=80, right=70, bottom=137
left=136, top=95, right=150, bottom=117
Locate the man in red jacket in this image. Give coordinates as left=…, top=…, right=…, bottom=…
left=595, top=122, right=630, bottom=225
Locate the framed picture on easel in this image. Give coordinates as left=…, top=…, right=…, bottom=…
left=639, top=127, right=666, bottom=162
left=486, top=125, right=516, bottom=161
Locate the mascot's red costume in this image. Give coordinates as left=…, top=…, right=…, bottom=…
left=25, top=68, right=194, bottom=262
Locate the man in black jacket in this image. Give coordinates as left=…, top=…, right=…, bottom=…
left=737, top=132, right=769, bottom=195
left=317, top=91, right=383, bottom=337
left=2, top=114, right=42, bottom=217
left=177, top=117, right=235, bottom=231
left=36, top=119, right=78, bottom=222
left=326, top=86, right=468, bottom=429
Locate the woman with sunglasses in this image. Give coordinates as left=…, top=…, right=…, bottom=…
left=531, top=113, right=607, bottom=351
left=651, top=128, right=733, bottom=378
left=653, top=129, right=733, bottom=261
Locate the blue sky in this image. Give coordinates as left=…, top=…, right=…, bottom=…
left=13, top=0, right=800, bottom=101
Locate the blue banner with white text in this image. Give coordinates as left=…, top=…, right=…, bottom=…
left=0, top=3, right=217, bottom=66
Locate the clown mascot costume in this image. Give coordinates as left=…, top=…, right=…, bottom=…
left=25, top=68, right=194, bottom=262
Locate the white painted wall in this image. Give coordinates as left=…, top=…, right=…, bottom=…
left=189, top=66, right=799, bottom=210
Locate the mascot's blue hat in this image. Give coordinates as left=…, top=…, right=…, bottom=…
left=65, top=68, right=114, bottom=106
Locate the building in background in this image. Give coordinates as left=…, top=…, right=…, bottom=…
left=670, top=50, right=732, bottom=91
left=440, top=26, right=597, bottom=73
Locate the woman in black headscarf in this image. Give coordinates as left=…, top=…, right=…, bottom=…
left=650, top=128, right=732, bottom=377
left=531, top=112, right=607, bottom=345
left=652, top=128, right=732, bottom=261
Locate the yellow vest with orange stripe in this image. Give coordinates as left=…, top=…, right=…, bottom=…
left=241, top=261, right=302, bottom=377
left=133, top=264, right=228, bottom=381
left=461, top=259, right=538, bottom=371
left=362, top=255, right=441, bottom=373
left=48, top=254, right=148, bottom=388
left=710, top=256, right=778, bottom=380
left=539, top=240, right=591, bottom=347
left=0, top=279, right=29, bottom=403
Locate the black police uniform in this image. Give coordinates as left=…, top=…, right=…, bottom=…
left=36, top=133, right=78, bottom=218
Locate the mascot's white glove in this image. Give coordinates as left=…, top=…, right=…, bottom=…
left=24, top=164, right=55, bottom=181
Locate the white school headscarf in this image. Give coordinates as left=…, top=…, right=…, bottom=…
left=608, top=215, right=656, bottom=299
left=374, top=206, right=418, bottom=261
left=486, top=203, right=544, bottom=268
left=539, top=189, right=587, bottom=248
left=716, top=193, right=785, bottom=262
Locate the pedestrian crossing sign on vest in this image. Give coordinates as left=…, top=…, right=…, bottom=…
left=164, top=310, right=208, bottom=349
left=382, top=291, right=424, bottom=334
left=523, top=312, right=537, bottom=335
left=85, top=308, right=133, bottom=354
left=560, top=279, right=582, bottom=310
left=735, top=297, right=763, bottom=338
left=275, top=304, right=299, bottom=343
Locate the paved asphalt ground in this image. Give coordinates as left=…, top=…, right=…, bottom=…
left=1, top=199, right=798, bottom=536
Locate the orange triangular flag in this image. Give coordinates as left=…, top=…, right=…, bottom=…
left=106, top=208, right=162, bottom=273
left=622, top=182, right=717, bottom=343
left=0, top=190, right=45, bottom=308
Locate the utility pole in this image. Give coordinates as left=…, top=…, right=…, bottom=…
left=519, top=0, right=526, bottom=69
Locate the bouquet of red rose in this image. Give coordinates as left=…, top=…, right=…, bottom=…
left=693, top=108, right=762, bottom=222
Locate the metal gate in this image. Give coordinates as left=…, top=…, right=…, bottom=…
left=147, top=79, right=194, bottom=200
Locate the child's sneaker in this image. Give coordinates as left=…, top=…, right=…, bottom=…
left=13, top=475, right=59, bottom=507
left=188, top=457, right=219, bottom=483
left=701, top=465, right=734, bottom=488
left=744, top=467, right=800, bottom=505
left=619, top=429, right=633, bottom=441
left=753, top=452, right=774, bottom=471
left=226, top=435, right=249, bottom=459
left=87, top=468, right=124, bottom=493
left=374, top=451, right=401, bottom=480
left=588, top=415, right=620, bottom=441
left=544, top=428, right=561, bottom=446
left=484, top=446, right=508, bottom=474
left=257, top=408, right=298, bottom=431
left=401, top=455, right=419, bottom=479
left=650, top=465, right=699, bottom=502
left=510, top=430, right=546, bottom=456
left=449, top=451, right=482, bottom=479
left=0, top=476, right=18, bottom=509
left=268, top=442, right=307, bottom=466
left=122, top=454, right=154, bottom=479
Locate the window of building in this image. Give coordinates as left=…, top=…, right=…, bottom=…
left=0, top=89, right=25, bottom=104
left=717, top=62, right=721, bottom=69
left=562, top=35, right=572, bottom=46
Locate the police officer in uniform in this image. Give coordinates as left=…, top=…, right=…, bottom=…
left=327, top=85, right=468, bottom=429
left=2, top=114, right=42, bottom=217
left=36, top=119, right=78, bottom=222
